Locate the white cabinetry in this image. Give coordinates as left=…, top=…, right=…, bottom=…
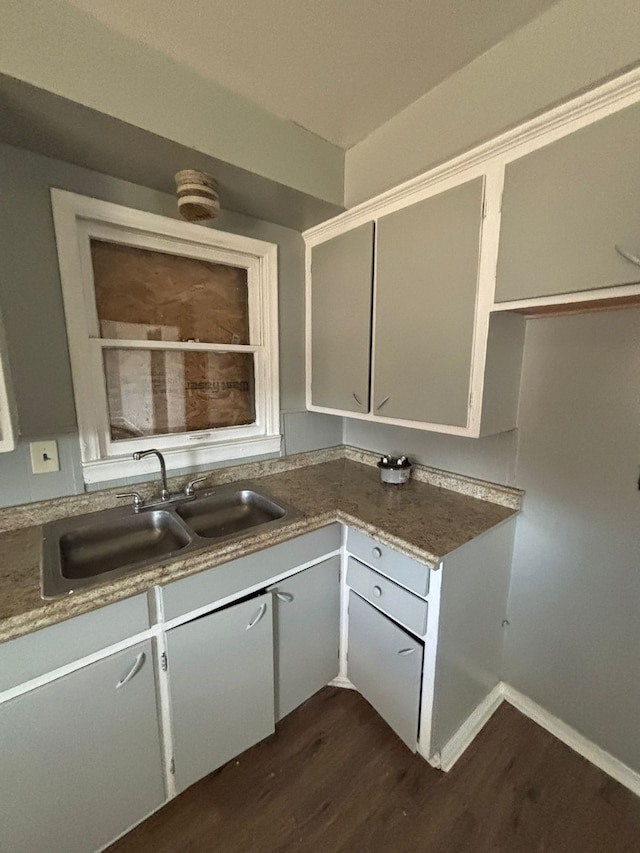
left=495, top=99, right=640, bottom=303
left=0, top=640, right=164, bottom=853
left=306, top=176, right=525, bottom=437
left=269, top=556, right=340, bottom=720
left=373, top=177, right=483, bottom=427
left=310, top=224, right=373, bottom=413
left=166, top=593, right=275, bottom=794
left=348, top=590, right=423, bottom=750
left=346, top=521, right=515, bottom=766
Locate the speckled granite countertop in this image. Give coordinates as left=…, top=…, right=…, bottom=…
left=0, top=452, right=522, bottom=643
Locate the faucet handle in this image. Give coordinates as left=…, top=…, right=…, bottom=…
left=116, top=492, right=144, bottom=511
left=184, top=476, right=207, bottom=497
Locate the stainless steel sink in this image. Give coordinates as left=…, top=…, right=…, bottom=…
left=176, top=488, right=285, bottom=539
left=59, top=510, right=191, bottom=579
left=41, top=481, right=302, bottom=598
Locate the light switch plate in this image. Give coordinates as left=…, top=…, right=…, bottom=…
left=30, top=440, right=60, bottom=474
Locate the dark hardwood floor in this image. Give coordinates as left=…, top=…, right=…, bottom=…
left=108, top=687, right=640, bottom=852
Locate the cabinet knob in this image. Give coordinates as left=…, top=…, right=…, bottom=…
left=372, top=585, right=382, bottom=598
left=372, top=547, right=382, bottom=559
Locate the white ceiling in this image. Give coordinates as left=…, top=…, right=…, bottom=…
left=65, top=0, right=560, bottom=149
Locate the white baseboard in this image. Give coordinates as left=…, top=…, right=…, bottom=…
left=502, top=684, right=640, bottom=799
left=437, top=683, right=505, bottom=771
left=334, top=676, right=640, bottom=799
left=329, top=675, right=356, bottom=690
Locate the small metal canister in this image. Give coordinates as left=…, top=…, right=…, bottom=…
left=378, top=455, right=412, bottom=485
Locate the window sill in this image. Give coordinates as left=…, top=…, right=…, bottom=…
left=82, top=435, right=282, bottom=484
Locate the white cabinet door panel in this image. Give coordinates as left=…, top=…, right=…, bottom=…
left=347, top=591, right=423, bottom=751
left=167, top=593, right=274, bottom=793
left=0, top=640, right=164, bottom=853
left=496, top=100, right=640, bottom=301
left=269, top=556, right=340, bottom=720
left=311, top=223, right=374, bottom=412
left=373, top=177, right=483, bottom=427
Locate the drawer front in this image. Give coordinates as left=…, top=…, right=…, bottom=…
left=162, top=523, right=341, bottom=621
left=347, top=557, right=428, bottom=637
left=0, top=594, right=150, bottom=693
left=347, top=591, right=423, bottom=751
left=347, top=527, right=430, bottom=597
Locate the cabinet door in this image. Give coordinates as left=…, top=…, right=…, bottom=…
left=373, top=177, right=483, bottom=427
left=0, top=640, right=164, bottom=853
left=310, top=223, right=374, bottom=412
left=347, top=591, right=423, bottom=751
left=496, top=100, right=640, bottom=302
left=268, top=556, right=340, bottom=720
left=166, top=593, right=274, bottom=793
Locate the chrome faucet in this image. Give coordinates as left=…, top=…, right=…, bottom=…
left=133, top=448, right=170, bottom=501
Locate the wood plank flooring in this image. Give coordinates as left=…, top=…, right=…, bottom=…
left=108, top=687, right=640, bottom=852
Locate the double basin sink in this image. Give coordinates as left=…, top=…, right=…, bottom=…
left=41, top=481, right=303, bottom=599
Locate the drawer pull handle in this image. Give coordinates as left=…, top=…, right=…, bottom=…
left=372, top=585, right=383, bottom=598
left=372, top=547, right=382, bottom=559
left=246, top=602, right=267, bottom=630
left=615, top=244, right=640, bottom=268
left=275, top=591, right=294, bottom=603
left=116, top=651, right=146, bottom=688
left=398, top=648, right=416, bottom=656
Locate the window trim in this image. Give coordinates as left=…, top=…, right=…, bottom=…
left=51, top=190, right=280, bottom=484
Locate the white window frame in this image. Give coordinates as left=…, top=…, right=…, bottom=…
left=51, top=190, right=280, bottom=484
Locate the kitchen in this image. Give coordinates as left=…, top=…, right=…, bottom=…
left=0, top=1, right=639, bottom=851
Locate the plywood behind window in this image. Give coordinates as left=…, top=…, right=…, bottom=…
left=91, top=241, right=249, bottom=344
left=104, top=350, right=255, bottom=440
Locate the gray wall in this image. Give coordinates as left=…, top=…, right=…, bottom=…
left=0, top=143, right=340, bottom=507
left=344, top=419, right=518, bottom=486
left=503, top=309, right=640, bottom=772
left=0, top=0, right=343, bottom=206
left=345, top=309, right=640, bottom=777
left=345, top=0, right=640, bottom=205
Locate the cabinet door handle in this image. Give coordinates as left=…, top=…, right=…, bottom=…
left=275, top=591, right=294, bottom=603
left=372, top=547, right=382, bottom=559
left=372, top=585, right=383, bottom=598
left=353, top=392, right=363, bottom=406
left=246, top=602, right=268, bottom=630
left=116, top=651, right=146, bottom=688
left=376, top=396, right=390, bottom=411
left=397, top=648, right=416, bottom=656
left=615, top=244, right=640, bottom=268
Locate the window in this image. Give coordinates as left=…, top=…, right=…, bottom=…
left=51, top=190, right=280, bottom=483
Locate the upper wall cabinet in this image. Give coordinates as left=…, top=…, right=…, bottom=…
left=310, top=223, right=373, bottom=413
left=306, top=176, right=525, bottom=438
left=373, top=178, right=483, bottom=427
left=306, top=73, right=640, bottom=438
left=495, top=100, right=640, bottom=303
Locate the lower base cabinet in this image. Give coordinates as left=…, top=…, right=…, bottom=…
left=0, top=640, right=164, bottom=853
left=269, top=555, right=340, bottom=720
left=347, top=591, right=423, bottom=750
left=166, top=592, right=275, bottom=794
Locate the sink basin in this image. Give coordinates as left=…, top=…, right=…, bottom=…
left=176, top=489, right=285, bottom=539
left=40, top=481, right=302, bottom=598
left=60, top=510, right=191, bottom=579
left=41, top=508, right=193, bottom=598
